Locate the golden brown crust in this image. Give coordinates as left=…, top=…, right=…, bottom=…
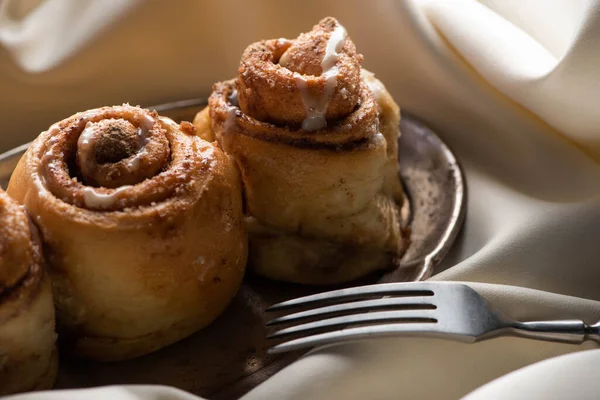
left=0, top=190, right=35, bottom=292
left=0, top=189, right=57, bottom=395
left=193, top=107, right=214, bottom=142
left=237, top=17, right=362, bottom=127
left=7, top=105, right=248, bottom=361
left=199, top=17, right=409, bottom=284
left=210, top=79, right=378, bottom=149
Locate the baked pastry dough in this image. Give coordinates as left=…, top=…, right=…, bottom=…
left=0, top=189, right=57, bottom=395
left=195, top=17, right=409, bottom=284
left=8, top=105, right=247, bottom=361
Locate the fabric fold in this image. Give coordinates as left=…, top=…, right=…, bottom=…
left=2, top=0, right=600, bottom=399
left=0, top=0, right=141, bottom=73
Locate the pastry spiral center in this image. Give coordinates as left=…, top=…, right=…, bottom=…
left=84, top=120, right=143, bottom=164
left=235, top=17, right=362, bottom=130
left=75, top=113, right=169, bottom=189
left=279, top=18, right=346, bottom=76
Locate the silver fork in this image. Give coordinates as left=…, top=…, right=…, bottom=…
left=266, top=282, right=600, bottom=354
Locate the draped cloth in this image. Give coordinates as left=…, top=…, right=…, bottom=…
left=2, top=0, right=600, bottom=398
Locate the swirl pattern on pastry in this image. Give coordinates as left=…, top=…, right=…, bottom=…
left=198, top=17, right=409, bottom=284
left=0, top=189, right=57, bottom=395
left=237, top=17, right=362, bottom=129
left=7, top=105, right=247, bottom=361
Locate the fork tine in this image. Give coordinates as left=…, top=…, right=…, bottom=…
left=268, top=310, right=437, bottom=339
left=267, top=297, right=436, bottom=326
left=267, top=282, right=437, bottom=311
left=268, top=323, right=452, bottom=354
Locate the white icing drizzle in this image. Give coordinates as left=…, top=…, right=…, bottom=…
left=77, top=121, right=96, bottom=153
left=296, top=23, right=347, bottom=131
left=135, top=113, right=155, bottom=133
left=126, top=123, right=152, bottom=170
left=82, top=186, right=131, bottom=209
left=219, top=104, right=239, bottom=152
left=42, top=125, right=61, bottom=159
left=223, top=90, right=240, bottom=136
left=200, top=144, right=217, bottom=169
left=322, top=24, right=347, bottom=72
left=126, top=151, right=144, bottom=170
left=224, top=106, right=238, bottom=135
left=228, top=89, right=239, bottom=107
left=33, top=174, right=47, bottom=197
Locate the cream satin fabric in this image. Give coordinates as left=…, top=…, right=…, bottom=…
left=3, top=386, right=200, bottom=400
left=2, top=0, right=600, bottom=399
left=463, top=349, right=600, bottom=400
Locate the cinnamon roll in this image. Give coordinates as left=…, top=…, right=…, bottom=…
left=0, top=189, right=57, bottom=395
left=7, top=105, right=247, bottom=361
left=196, top=17, right=409, bottom=284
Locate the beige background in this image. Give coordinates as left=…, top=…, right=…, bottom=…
left=2, top=0, right=600, bottom=399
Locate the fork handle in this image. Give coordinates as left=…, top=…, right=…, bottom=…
left=510, top=320, right=600, bottom=344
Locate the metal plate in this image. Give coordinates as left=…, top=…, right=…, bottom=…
left=0, top=99, right=466, bottom=399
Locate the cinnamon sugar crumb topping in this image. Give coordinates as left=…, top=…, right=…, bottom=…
left=180, top=121, right=197, bottom=136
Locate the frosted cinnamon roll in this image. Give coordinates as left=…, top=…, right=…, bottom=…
left=195, top=17, right=409, bottom=284
left=0, top=189, right=57, bottom=395
left=7, top=104, right=247, bottom=361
